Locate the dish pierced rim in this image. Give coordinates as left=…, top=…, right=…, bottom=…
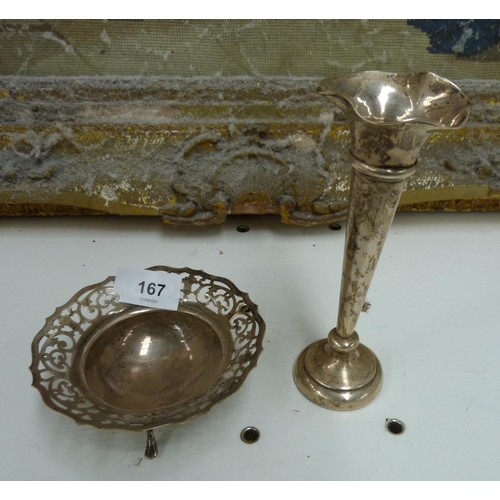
left=30, top=266, right=265, bottom=431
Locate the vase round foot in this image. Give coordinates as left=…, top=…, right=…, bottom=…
left=293, top=339, right=383, bottom=410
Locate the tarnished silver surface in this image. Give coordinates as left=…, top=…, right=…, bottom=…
left=317, top=71, right=470, bottom=167
left=294, top=71, right=470, bottom=410
left=336, top=157, right=413, bottom=340
left=30, top=266, right=265, bottom=456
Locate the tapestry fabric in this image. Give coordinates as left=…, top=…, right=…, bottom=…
left=1, top=20, right=499, bottom=79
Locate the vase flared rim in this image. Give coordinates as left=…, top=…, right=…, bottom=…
left=317, top=71, right=470, bottom=130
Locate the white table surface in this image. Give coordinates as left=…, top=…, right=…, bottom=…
left=1, top=212, right=499, bottom=481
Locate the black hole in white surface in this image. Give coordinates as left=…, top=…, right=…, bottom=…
left=386, top=419, right=405, bottom=435
left=240, top=426, right=260, bottom=444
left=236, top=225, right=250, bottom=233
left=328, top=223, right=342, bottom=231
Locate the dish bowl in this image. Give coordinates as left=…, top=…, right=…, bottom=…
left=30, top=266, right=265, bottom=438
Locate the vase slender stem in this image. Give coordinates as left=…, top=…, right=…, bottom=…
left=332, top=156, right=415, bottom=342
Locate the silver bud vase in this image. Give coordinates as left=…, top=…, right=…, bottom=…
left=294, top=71, right=470, bottom=410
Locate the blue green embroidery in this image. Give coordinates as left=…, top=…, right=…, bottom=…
left=408, top=20, right=500, bottom=56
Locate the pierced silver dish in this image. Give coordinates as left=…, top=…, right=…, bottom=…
left=30, top=266, right=265, bottom=458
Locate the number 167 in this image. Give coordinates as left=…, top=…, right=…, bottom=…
left=138, top=281, right=166, bottom=296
